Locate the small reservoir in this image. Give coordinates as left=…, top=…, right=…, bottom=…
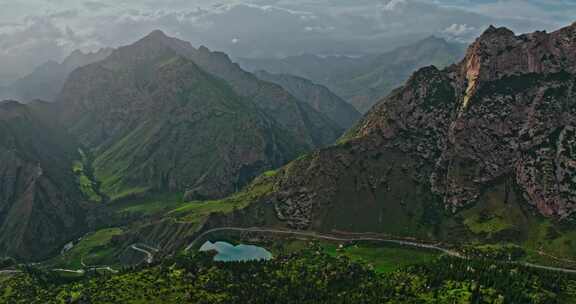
left=200, top=241, right=273, bottom=262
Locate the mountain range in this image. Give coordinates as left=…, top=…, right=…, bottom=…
left=0, top=48, right=114, bottom=103
left=254, top=70, right=361, bottom=129
left=76, top=23, right=576, bottom=267
left=2, top=20, right=576, bottom=303
left=2, top=22, right=576, bottom=269
left=240, top=36, right=466, bottom=113
left=0, top=30, right=355, bottom=260
left=58, top=31, right=307, bottom=201
left=225, top=24, right=576, bottom=261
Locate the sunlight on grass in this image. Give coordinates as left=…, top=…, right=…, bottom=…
left=72, top=159, right=102, bottom=203
left=50, top=228, right=123, bottom=269
left=168, top=175, right=275, bottom=223
left=321, top=242, right=440, bottom=273
left=112, top=192, right=186, bottom=216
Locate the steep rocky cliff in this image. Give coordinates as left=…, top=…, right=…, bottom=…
left=0, top=101, right=86, bottom=260
left=253, top=24, right=576, bottom=249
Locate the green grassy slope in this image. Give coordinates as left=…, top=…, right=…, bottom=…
left=48, top=172, right=279, bottom=269
left=59, top=37, right=306, bottom=202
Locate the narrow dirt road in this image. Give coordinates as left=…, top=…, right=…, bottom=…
left=185, top=226, right=576, bottom=274
left=130, top=244, right=159, bottom=264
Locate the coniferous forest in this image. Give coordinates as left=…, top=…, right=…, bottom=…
left=2, top=246, right=575, bottom=304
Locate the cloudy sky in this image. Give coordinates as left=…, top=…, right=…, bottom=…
left=0, top=0, right=575, bottom=82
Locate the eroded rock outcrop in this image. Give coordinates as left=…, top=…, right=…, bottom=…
left=267, top=23, right=576, bottom=230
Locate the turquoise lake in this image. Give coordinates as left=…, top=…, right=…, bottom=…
left=199, top=241, right=273, bottom=262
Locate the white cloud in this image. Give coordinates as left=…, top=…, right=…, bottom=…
left=0, top=0, right=573, bottom=82
left=382, top=0, right=407, bottom=11
left=443, top=23, right=476, bottom=36
left=304, top=25, right=335, bottom=33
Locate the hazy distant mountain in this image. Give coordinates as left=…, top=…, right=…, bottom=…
left=0, top=48, right=113, bottom=102
left=240, top=37, right=466, bottom=113
left=239, top=54, right=361, bottom=89
left=254, top=70, right=361, bottom=129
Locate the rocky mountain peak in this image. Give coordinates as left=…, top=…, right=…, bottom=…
left=107, top=30, right=194, bottom=65
left=455, top=23, right=576, bottom=113
left=62, top=48, right=113, bottom=69
left=57, top=30, right=331, bottom=201
left=461, top=23, right=576, bottom=79
left=480, top=25, right=515, bottom=38
left=430, top=24, right=576, bottom=216
left=138, top=30, right=190, bottom=50
left=270, top=22, right=576, bottom=230
left=146, top=29, right=169, bottom=39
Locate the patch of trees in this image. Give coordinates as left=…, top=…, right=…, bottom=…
left=1, top=246, right=575, bottom=303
